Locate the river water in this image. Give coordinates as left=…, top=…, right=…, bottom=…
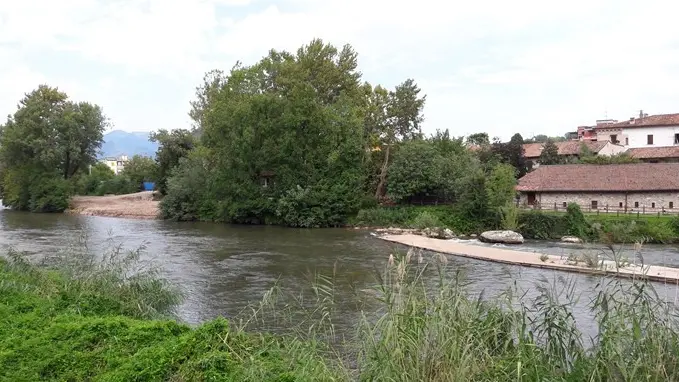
left=2, top=210, right=679, bottom=337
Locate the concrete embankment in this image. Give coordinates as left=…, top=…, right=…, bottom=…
left=68, top=192, right=160, bottom=220
left=378, top=234, right=679, bottom=283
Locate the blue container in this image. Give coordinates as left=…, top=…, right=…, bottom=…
left=142, top=182, right=155, bottom=191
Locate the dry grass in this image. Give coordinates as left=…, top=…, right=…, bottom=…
left=69, top=191, right=160, bottom=219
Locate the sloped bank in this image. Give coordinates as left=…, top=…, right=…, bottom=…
left=68, top=191, right=160, bottom=220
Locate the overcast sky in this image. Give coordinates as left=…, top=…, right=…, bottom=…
left=1, top=0, right=678, bottom=140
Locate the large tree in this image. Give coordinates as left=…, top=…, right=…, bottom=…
left=372, top=79, right=426, bottom=200
left=150, top=129, right=195, bottom=194
left=163, top=39, right=376, bottom=227
left=491, top=133, right=529, bottom=177
left=0, top=85, right=107, bottom=211
left=538, top=139, right=562, bottom=165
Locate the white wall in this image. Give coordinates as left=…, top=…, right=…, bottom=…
left=624, top=125, right=679, bottom=148
left=597, top=142, right=627, bottom=156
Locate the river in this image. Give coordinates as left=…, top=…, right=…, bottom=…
left=2, top=210, right=679, bottom=337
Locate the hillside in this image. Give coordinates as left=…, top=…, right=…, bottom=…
left=100, top=130, right=158, bottom=158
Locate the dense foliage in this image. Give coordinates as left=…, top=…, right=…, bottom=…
left=161, top=40, right=428, bottom=227
left=0, top=86, right=107, bottom=211
left=150, top=129, right=194, bottom=194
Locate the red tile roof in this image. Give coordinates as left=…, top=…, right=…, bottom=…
left=607, top=113, right=679, bottom=128
left=516, top=163, right=679, bottom=192
left=627, top=146, right=679, bottom=159
left=522, top=141, right=608, bottom=159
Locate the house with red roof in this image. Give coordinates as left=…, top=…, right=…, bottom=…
left=516, top=163, right=679, bottom=212
left=522, top=140, right=626, bottom=167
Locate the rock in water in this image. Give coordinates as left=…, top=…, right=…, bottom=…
left=479, top=230, right=524, bottom=244
left=561, top=236, right=582, bottom=244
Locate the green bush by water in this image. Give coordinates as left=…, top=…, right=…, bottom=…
left=0, top=248, right=338, bottom=382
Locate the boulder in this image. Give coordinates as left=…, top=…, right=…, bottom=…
left=479, top=230, right=524, bottom=244
left=442, top=228, right=455, bottom=240
left=421, top=227, right=455, bottom=240
left=561, top=236, right=582, bottom=244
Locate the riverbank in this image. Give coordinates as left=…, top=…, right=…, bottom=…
left=353, top=205, right=679, bottom=243
left=378, top=233, right=679, bottom=283
left=68, top=191, right=160, bottom=219
left=4, top=246, right=679, bottom=380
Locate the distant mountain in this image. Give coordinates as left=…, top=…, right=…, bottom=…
left=100, top=130, right=158, bottom=158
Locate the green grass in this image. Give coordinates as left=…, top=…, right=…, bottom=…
left=0, top=249, right=340, bottom=381
left=5, top=242, right=679, bottom=381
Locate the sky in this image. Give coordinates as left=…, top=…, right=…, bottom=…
left=1, top=0, right=679, bottom=141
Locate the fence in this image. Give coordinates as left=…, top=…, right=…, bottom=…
left=521, top=201, right=679, bottom=218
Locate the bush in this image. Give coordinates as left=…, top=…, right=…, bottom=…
left=410, top=211, right=442, bottom=229
left=518, top=211, right=566, bottom=239
left=564, top=203, right=590, bottom=239
left=95, top=175, right=137, bottom=196
left=160, top=150, right=216, bottom=221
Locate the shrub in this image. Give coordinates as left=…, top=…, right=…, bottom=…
left=564, top=203, right=590, bottom=239
left=499, top=204, right=521, bottom=231
left=410, top=211, right=442, bottom=229
left=519, top=211, right=566, bottom=239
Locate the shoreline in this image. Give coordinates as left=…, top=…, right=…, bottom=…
left=378, top=233, right=679, bottom=283
left=68, top=192, right=160, bottom=220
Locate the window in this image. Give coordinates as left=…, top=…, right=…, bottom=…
left=619, top=202, right=623, bottom=208
left=635, top=202, right=639, bottom=208
left=562, top=202, right=567, bottom=208
left=671, top=202, right=674, bottom=209
left=591, top=200, right=598, bottom=209
left=647, top=134, right=654, bottom=144
left=625, top=137, right=629, bottom=145
left=675, top=133, right=679, bottom=145
left=610, top=134, right=618, bottom=144
left=652, top=202, right=656, bottom=208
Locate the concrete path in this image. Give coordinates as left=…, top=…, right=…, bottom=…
left=378, top=234, right=679, bottom=283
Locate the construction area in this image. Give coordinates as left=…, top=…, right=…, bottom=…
left=68, top=191, right=160, bottom=220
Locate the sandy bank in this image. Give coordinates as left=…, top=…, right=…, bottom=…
left=68, top=192, right=160, bottom=220
left=378, top=234, right=679, bottom=283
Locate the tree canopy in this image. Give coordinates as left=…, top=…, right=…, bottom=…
left=538, top=139, right=563, bottom=165
left=0, top=85, right=107, bottom=211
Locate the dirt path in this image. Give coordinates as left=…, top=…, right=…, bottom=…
left=378, top=234, right=679, bottom=283
left=68, top=192, right=160, bottom=220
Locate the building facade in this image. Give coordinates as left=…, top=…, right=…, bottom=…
left=101, top=155, right=129, bottom=175
left=516, top=163, right=679, bottom=213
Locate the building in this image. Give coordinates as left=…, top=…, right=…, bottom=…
left=516, top=163, right=679, bottom=212
left=101, top=155, right=129, bottom=175
left=576, top=119, right=618, bottom=141
left=600, top=111, right=679, bottom=148
left=627, top=146, right=679, bottom=163
left=522, top=140, right=626, bottom=168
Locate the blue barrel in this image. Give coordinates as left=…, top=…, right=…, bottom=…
left=142, top=182, right=155, bottom=191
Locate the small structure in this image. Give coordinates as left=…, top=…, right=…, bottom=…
left=626, top=146, right=679, bottom=163
left=258, top=170, right=275, bottom=188
left=101, top=155, right=129, bottom=175
left=522, top=141, right=626, bottom=168
left=516, top=163, right=679, bottom=212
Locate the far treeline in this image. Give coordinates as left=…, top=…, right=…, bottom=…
left=0, top=39, right=640, bottom=226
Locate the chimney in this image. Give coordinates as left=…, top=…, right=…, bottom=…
left=629, top=117, right=635, bottom=124
left=639, top=109, right=644, bottom=119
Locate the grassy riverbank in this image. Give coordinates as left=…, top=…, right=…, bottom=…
left=353, top=205, right=679, bottom=243
left=4, top=245, right=679, bottom=380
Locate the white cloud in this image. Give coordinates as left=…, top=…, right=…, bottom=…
left=1, top=0, right=679, bottom=139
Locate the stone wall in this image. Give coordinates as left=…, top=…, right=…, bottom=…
left=519, top=191, right=679, bottom=212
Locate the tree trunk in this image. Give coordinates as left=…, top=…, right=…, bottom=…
left=374, top=144, right=390, bottom=200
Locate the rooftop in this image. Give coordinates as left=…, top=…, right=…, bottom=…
left=627, top=146, right=679, bottom=159
left=516, top=163, right=679, bottom=192
left=522, top=141, right=609, bottom=159
left=606, top=113, right=679, bottom=128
